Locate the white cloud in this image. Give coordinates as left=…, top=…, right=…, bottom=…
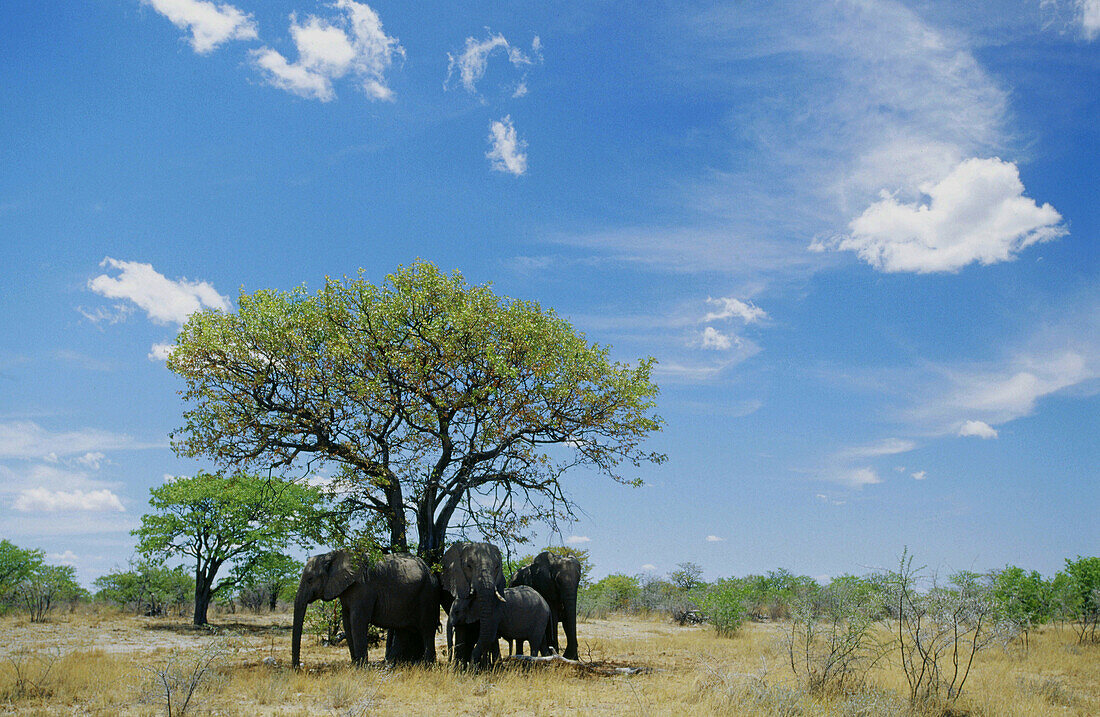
left=838, top=467, right=882, bottom=488
left=144, top=0, right=257, bottom=54
left=705, top=535, right=725, bottom=542
left=565, top=535, right=590, bottom=545
left=446, top=32, right=542, bottom=94
left=0, top=421, right=157, bottom=460
left=14, top=488, right=125, bottom=513
left=911, top=470, right=927, bottom=480
left=958, top=420, right=998, bottom=439
left=704, top=297, right=767, bottom=324
left=88, top=257, right=229, bottom=326
left=252, top=1, right=403, bottom=102
left=73, top=452, right=106, bottom=470
left=834, top=158, right=1064, bottom=273
left=487, top=116, right=527, bottom=176
left=48, top=550, right=79, bottom=565
left=816, top=494, right=846, bottom=506
left=700, top=326, right=733, bottom=351
left=641, top=563, right=657, bottom=571
left=149, top=343, right=175, bottom=362
left=76, top=304, right=132, bottom=325
left=1082, top=0, right=1100, bottom=39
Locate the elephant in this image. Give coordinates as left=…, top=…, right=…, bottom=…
left=291, top=551, right=440, bottom=668
left=450, top=585, right=551, bottom=657
left=510, top=551, right=581, bottom=659
left=441, top=541, right=507, bottom=666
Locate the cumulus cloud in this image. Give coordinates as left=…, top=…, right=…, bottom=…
left=832, top=158, right=1064, bottom=273
left=446, top=32, right=542, bottom=94
left=144, top=0, right=257, bottom=54
left=48, top=550, right=79, bottom=565
left=14, top=488, right=125, bottom=513
left=565, top=535, right=591, bottom=545
left=88, top=257, right=229, bottom=326
left=148, top=343, right=175, bottom=362
left=487, top=116, right=527, bottom=175
left=703, top=297, right=767, bottom=323
left=705, top=535, right=725, bottom=542
left=700, top=326, right=733, bottom=350
left=252, top=0, right=403, bottom=102
left=958, top=420, right=998, bottom=439
left=911, top=470, right=927, bottom=480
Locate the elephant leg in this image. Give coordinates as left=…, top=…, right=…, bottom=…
left=562, top=611, right=578, bottom=661
left=349, top=604, right=371, bottom=664
left=341, top=602, right=357, bottom=662
left=545, top=608, right=559, bottom=654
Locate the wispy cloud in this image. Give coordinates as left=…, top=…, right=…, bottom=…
left=705, top=534, right=725, bottom=542
left=565, top=535, right=591, bottom=545
left=252, top=0, right=403, bottom=102
left=487, top=116, right=527, bottom=176
left=703, top=297, right=767, bottom=324
left=144, top=0, right=257, bottom=54
left=0, top=421, right=161, bottom=460
left=446, top=32, right=542, bottom=95
left=14, top=487, right=124, bottom=513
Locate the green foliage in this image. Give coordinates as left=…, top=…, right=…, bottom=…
left=989, top=565, right=1051, bottom=646
left=94, top=561, right=194, bottom=616
left=0, top=540, right=44, bottom=613
left=588, top=573, right=642, bottom=610
left=231, top=552, right=303, bottom=612
left=167, top=261, right=665, bottom=560
left=1057, top=556, right=1100, bottom=644
left=134, top=471, right=326, bottom=624
left=742, top=569, right=820, bottom=620
left=698, top=578, right=751, bottom=637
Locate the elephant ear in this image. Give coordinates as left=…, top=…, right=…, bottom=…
left=441, top=543, right=470, bottom=599
left=486, top=543, right=506, bottom=592
left=322, top=551, right=357, bottom=601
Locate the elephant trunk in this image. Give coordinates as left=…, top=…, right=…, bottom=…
left=291, top=588, right=311, bottom=668
left=470, top=574, right=497, bottom=665
left=561, top=591, right=578, bottom=660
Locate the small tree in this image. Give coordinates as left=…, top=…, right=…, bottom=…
left=669, top=562, right=704, bottom=591
left=699, top=578, right=750, bottom=637
left=134, top=472, right=326, bottom=625
left=1059, top=556, right=1100, bottom=644
left=989, top=565, right=1050, bottom=649
left=18, top=564, right=86, bottom=622
left=94, top=561, right=195, bottom=616
left=0, top=540, right=44, bottom=613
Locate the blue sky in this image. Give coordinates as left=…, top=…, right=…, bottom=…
left=2, top=0, right=1097, bottom=585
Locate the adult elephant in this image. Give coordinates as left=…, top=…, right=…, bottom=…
left=291, top=551, right=439, bottom=668
left=511, top=551, right=581, bottom=659
left=441, top=542, right=506, bottom=666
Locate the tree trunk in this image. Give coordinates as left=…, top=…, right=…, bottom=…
left=193, top=584, right=212, bottom=626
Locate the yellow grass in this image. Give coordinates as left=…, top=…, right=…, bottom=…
left=0, top=609, right=1097, bottom=715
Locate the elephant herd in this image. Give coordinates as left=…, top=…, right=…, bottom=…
left=291, top=542, right=581, bottom=668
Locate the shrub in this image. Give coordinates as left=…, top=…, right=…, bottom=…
left=17, top=564, right=86, bottom=622
left=884, top=551, right=1000, bottom=707
left=586, top=574, right=641, bottom=612
left=784, top=577, right=887, bottom=695
left=699, top=578, right=751, bottom=637
left=1057, top=556, right=1100, bottom=644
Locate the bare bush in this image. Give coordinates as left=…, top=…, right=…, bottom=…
left=1, top=647, right=60, bottom=702
left=784, top=579, right=887, bottom=695
left=141, top=635, right=236, bottom=716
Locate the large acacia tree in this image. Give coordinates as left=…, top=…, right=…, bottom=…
left=168, top=262, right=664, bottom=564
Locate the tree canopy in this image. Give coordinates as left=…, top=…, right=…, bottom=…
left=133, top=471, right=326, bottom=625
left=167, top=262, right=664, bottom=563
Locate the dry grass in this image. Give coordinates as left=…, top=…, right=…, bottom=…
left=0, top=610, right=1096, bottom=715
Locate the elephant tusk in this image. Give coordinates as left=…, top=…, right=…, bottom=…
left=495, top=589, right=506, bottom=603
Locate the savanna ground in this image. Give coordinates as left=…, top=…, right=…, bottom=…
left=1, top=607, right=1097, bottom=716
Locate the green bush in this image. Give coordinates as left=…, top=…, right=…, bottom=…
left=94, top=561, right=194, bottom=616
left=699, top=578, right=751, bottom=637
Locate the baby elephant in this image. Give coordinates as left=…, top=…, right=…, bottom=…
left=450, top=585, right=551, bottom=657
